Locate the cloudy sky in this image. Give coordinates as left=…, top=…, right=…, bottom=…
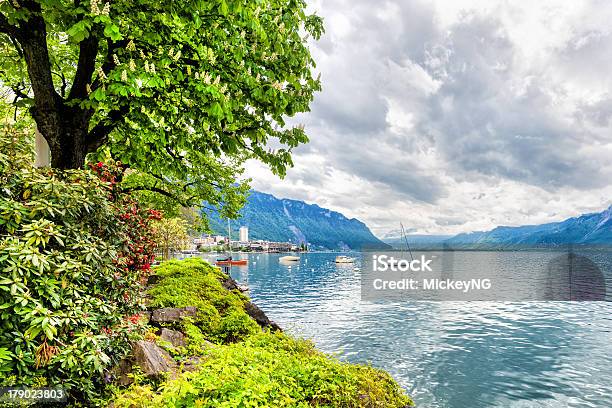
left=245, top=0, right=612, bottom=238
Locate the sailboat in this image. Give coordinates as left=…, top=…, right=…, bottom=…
left=216, top=219, right=248, bottom=266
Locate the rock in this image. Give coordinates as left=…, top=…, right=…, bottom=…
left=151, top=307, right=197, bottom=323
left=221, top=276, right=240, bottom=291
left=147, top=274, right=163, bottom=285
left=140, top=310, right=152, bottom=324
left=160, top=328, right=186, bottom=347
left=182, top=356, right=204, bottom=372
left=132, top=340, right=177, bottom=378
left=220, top=277, right=278, bottom=329
left=111, top=357, right=134, bottom=386
left=244, top=301, right=282, bottom=331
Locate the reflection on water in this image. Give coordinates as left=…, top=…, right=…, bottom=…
left=195, top=252, right=612, bottom=408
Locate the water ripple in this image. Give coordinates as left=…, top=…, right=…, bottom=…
left=208, top=252, right=612, bottom=408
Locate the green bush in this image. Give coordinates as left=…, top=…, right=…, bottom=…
left=116, top=258, right=413, bottom=407
left=113, top=331, right=413, bottom=408
left=0, top=129, right=154, bottom=403
left=147, top=258, right=260, bottom=344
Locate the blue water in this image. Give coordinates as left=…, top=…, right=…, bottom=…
left=200, top=252, right=612, bottom=408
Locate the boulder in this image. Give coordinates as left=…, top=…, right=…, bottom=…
left=111, top=357, right=134, bottom=386
left=221, top=276, right=240, bottom=291
left=132, top=340, right=177, bottom=378
left=151, top=307, right=198, bottom=323
left=147, top=274, right=163, bottom=285
left=160, top=328, right=186, bottom=347
left=244, top=301, right=282, bottom=331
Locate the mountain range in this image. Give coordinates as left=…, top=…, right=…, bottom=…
left=382, top=234, right=452, bottom=247
left=445, top=205, right=612, bottom=246
left=384, top=205, right=612, bottom=248
left=206, top=190, right=612, bottom=250
left=204, top=191, right=390, bottom=250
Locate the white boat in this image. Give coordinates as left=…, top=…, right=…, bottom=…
left=279, top=255, right=300, bottom=262
left=335, top=255, right=356, bottom=263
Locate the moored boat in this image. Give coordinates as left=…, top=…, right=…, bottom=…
left=279, top=255, right=300, bottom=262
left=335, top=255, right=356, bottom=263
left=215, top=258, right=248, bottom=266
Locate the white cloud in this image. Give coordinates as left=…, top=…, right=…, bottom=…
left=246, top=0, right=612, bottom=236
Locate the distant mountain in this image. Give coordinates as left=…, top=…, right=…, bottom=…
left=204, top=191, right=390, bottom=250
left=382, top=234, right=452, bottom=249
left=446, top=205, right=612, bottom=247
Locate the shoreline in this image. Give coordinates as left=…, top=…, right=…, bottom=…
left=110, top=258, right=414, bottom=407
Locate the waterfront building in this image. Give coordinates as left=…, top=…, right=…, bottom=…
left=239, top=226, right=249, bottom=242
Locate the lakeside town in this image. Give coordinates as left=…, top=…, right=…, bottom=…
left=192, top=226, right=306, bottom=253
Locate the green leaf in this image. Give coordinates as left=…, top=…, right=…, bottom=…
left=103, top=24, right=123, bottom=41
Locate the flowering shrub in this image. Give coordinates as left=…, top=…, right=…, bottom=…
left=0, top=130, right=156, bottom=403
left=89, top=161, right=161, bottom=280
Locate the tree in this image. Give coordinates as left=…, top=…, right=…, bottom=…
left=0, top=0, right=323, bottom=215
left=151, top=217, right=189, bottom=260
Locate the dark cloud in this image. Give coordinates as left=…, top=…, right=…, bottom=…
left=250, top=0, right=612, bottom=234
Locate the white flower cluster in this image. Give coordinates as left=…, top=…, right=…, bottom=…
left=144, top=61, right=155, bottom=74
left=96, top=66, right=107, bottom=80
left=90, top=0, right=110, bottom=16
left=202, top=47, right=216, bottom=64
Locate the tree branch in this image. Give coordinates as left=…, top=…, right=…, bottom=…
left=122, top=186, right=190, bottom=206
left=0, top=13, right=21, bottom=39
left=10, top=84, right=28, bottom=100
left=15, top=3, right=63, bottom=131
left=68, top=35, right=99, bottom=100
left=86, top=104, right=130, bottom=153
left=51, top=69, right=67, bottom=98
left=90, top=38, right=128, bottom=91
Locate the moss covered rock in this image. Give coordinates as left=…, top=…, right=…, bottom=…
left=113, top=258, right=414, bottom=407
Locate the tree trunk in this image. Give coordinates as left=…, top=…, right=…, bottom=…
left=17, top=7, right=92, bottom=169
left=31, top=104, right=91, bottom=169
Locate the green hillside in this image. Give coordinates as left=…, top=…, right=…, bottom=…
left=204, top=191, right=389, bottom=250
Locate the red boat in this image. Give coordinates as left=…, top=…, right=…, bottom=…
left=215, top=258, right=248, bottom=266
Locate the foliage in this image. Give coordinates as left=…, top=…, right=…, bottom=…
left=0, top=0, right=324, bottom=220
left=147, top=258, right=259, bottom=344
left=150, top=217, right=189, bottom=261
left=0, top=130, right=154, bottom=403
left=114, top=258, right=413, bottom=407
left=89, top=160, right=162, bottom=272
left=113, top=331, right=413, bottom=408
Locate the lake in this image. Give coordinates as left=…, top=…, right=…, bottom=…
left=196, top=251, right=612, bottom=408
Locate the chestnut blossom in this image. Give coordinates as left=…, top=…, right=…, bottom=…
left=97, top=66, right=107, bottom=80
